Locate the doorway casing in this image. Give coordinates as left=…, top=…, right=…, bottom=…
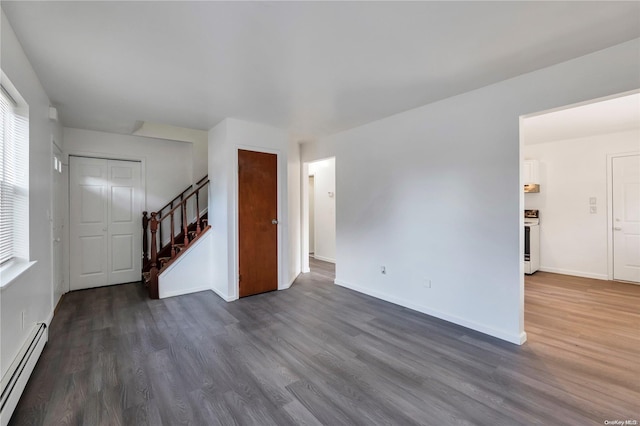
left=233, top=145, right=284, bottom=299
left=301, top=157, right=336, bottom=275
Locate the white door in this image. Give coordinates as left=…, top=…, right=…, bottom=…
left=613, top=154, right=640, bottom=283
left=107, top=160, right=142, bottom=285
left=51, top=143, right=65, bottom=300
left=70, top=157, right=142, bottom=290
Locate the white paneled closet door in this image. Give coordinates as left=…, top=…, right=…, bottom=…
left=70, top=156, right=142, bottom=290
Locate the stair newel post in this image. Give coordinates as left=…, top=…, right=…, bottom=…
left=149, top=212, right=159, bottom=299
left=142, top=211, right=149, bottom=265
left=170, top=211, right=176, bottom=258
left=195, top=188, right=201, bottom=235
left=182, top=202, right=190, bottom=246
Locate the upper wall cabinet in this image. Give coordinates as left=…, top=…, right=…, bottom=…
left=523, top=159, right=540, bottom=192
left=523, top=159, right=539, bottom=184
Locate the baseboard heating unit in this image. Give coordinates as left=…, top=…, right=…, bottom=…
left=0, top=323, right=47, bottom=426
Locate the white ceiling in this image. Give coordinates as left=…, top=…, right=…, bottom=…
left=2, top=1, right=640, bottom=140
left=523, top=92, right=640, bottom=145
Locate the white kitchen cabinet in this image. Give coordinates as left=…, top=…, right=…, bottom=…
left=523, top=159, right=539, bottom=185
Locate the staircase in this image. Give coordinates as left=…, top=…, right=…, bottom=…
left=142, top=176, right=210, bottom=299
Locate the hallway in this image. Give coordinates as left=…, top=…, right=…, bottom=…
left=308, top=256, right=335, bottom=281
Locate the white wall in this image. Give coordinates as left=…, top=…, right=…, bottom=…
left=208, top=120, right=232, bottom=300
left=63, top=128, right=193, bottom=214
left=309, top=158, right=336, bottom=263
left=208, top=118, right=300, bottom=301
left=158, top=230, right=213, bottom=299
left=524, top=129, right=640, bottom=279
left=301, top=138, right=337, bottom=163
left=287, top=137, right=301, bottom=283
left=52, top=144, right=67, bottom=314
left=0, top=10, right=63, bottom=378
left=132, top=121, right=209, bottom=182
left=307, top=38, right=640, bottom=344
left=130, top=122, right=209, bottom=231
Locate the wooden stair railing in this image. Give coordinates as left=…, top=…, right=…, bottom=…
left=146, top=175, right=209, bottom=249
left=142, top=178, right=210, bottom=299
left=142, top=175, right=207, bottom=265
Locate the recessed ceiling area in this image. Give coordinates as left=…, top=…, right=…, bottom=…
left=523, top=92, right=640, bottom=145
left=2, top=1, right=640, bottom=139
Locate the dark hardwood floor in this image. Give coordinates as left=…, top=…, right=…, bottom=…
left=9, top=269, right=639, bottom=425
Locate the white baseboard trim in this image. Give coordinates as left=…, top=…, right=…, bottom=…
left=302, top=267, right=311, bottom=273
left=160, top=285, right=212, bottom=299
left=518, top=331, right=528, bottom=345
left=538, top=266, right=608, bottom=281
left=211, top=286, right=236, bottom=302
left=0, top=324, right=47, bottom=426
left=334, top=279, right=525, bottom=345
left=280, top=273, right=300, bottom=290
left=312, top=255, right=335, bottom=264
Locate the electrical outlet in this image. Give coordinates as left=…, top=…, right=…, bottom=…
left=589, top=197, right=597, bottom=205
left=423, top=278, right=431, bottom=288
left=590, top=206, right=597, bottom=214
left=380, top=266, right=386, bottom=275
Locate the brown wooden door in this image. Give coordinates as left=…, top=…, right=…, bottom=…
left=238, top=149, right=278, bottom=297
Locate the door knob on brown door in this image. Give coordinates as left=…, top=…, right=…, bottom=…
left=272, top=219, right=278, bottom=225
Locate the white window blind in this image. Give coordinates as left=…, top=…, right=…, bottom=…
left=0, top=85, right=29, bottom=264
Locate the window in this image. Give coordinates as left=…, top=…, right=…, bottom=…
left=0, top=76, right=29, bottom=265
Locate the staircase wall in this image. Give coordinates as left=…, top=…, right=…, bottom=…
left=158, top=229, right=214, bottom=299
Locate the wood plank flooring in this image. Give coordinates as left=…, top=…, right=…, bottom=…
left=9, top=267, right=640, bottom=425
left=309, top=256, right=336, bottom=281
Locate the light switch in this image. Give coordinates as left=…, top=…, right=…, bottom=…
left=589, top=197, right=597, bottom=205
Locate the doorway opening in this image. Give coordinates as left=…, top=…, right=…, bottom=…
left=520, top=90, right=639, bottom=284
left=519, top=90, right=640, bottom=351
left=302, top=157, right=336, bottom=280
